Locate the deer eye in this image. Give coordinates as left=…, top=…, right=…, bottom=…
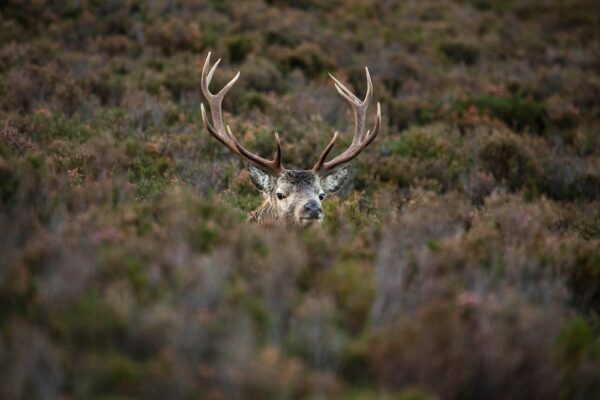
left=319, top=193, right=325, bottom=200
left=276, top=193, right=286, bottom=200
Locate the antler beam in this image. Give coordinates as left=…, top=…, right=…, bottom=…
left=200, top=52, right=283, bottom=174
left=313, top=68, right=381, bottom=175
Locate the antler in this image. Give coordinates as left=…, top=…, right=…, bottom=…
left=200, top=52, right=283, bottom=174
left=312, top=68, right=381, bottom=175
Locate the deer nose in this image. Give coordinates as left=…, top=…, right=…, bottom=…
left=304, top=199, right=323, bottom=218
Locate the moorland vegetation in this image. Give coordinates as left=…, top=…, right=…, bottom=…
left=1, top=0, right=600, bottom=399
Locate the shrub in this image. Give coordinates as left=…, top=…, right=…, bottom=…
left=240, top=91, right=271, bottom=112
left=0, top=157, right=19, bottom=206
left=540, top=157, right=600, bottom=201
left=573, top=124, right=600, bottom=156
left=554, top=317, right=600, bottom=399
left=391, top=126, right=442, bottom=159
left=227, top=34, right=257, bottom=64
left=455, top=94, right=547, bottom=134
left=478, top=131, right=537, bottom=190
left=287, top=295, right=344, bottom=371
left=368, top=302, right=564, bottom=399
left=145, top=17, right=203, bottom=55
left=0, top=123, right=38, bottom=156
left=461, top=168, right=496, bottom=205
left=562, top=242, right=600, bottom=311
left=439, top=40, right=480, bottom=65
left=385, top=124, right=468, bottom=191
left=320, top=260, right=375, bottom=333
left=279, top=43, right=336, bottom=78
left=241, top=56, right=283, bottom=93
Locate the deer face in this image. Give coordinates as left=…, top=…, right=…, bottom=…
left=247, top=165, right=351, bottom=227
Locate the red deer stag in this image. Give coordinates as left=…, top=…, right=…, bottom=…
left=200, top=53, right=381, bottom=228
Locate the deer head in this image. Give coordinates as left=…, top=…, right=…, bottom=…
left=200, top=53, right=381, bottom=228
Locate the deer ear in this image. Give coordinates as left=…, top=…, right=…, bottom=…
left=247, top=163, right=273, bottom=193
left=321, top=164, right=351, bottom=194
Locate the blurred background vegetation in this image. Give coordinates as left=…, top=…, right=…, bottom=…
left=1, top=0, right=600, bottom=399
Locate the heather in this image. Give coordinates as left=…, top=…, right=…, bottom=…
left=1, top=0, right=600, bottom=399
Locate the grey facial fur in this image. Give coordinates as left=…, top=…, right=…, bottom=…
left=247, top=166, right=351, bottom=228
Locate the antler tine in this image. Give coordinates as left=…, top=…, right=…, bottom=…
left=200, top=52, right=283, bottom=174
left=313, top=68, right=380, bottom=175
left=328, top=67, right=373, bottom=145
left=226, top=126, right=282, bottom=172
left=322, top=102, right=381, bottom=169
left=200, top=103, right=234, bottom=151
left=312, top=131, right=339, bottom=173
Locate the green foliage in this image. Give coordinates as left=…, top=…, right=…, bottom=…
left=123, top=138, right=173, bottom=200
left=27, top=111, right=93, bottom=144
left=279, top=43, right=336, bottom=78
left=227, top=34, right=256, bottom=64
left=73, top=352, right=147, bottom=399
left=240, top=91, right=271, bottom=112
left=392, top=127, right=444, bottom=159
left=0, top=159, right=19, bottom=203
left=397, top=387, right=439, bottom=400
left=572, top=205, right=600, bottom=240
left=554, top=317, right=600, bottom=398
left=384, top=124, right=468, bottom=191
left=322, top=260, right=374, bottom=333
left=51, top=290, right=125, bottom=345
left=539, top=160, right=600, bottom=201
left=555, top=317, right=600, bottom=370
left=439, top=40, right=480, bottom=65
left=568, top=245, right=600, bottom=310
left=456, top=94, right=547, bottom=134
left=478, top=132, right=537, bottom=190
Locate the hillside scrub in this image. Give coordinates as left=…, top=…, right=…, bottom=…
left=1, top=0, right=600, bottom=399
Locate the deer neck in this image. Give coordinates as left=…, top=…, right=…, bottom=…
left=248, top=199, right=279, bottom=226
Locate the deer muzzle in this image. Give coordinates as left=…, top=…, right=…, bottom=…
left=302, top=199, right=323, bottom=220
